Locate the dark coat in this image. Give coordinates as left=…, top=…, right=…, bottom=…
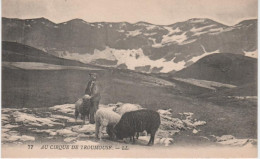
left=85, top=80, right=101, bottom=102
left=85, top=80, right=101, bottom=124
left=114, top=109, right=160, bottom=145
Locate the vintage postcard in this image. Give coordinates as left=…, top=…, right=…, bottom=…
left=1, top=0, right=258, bottom=158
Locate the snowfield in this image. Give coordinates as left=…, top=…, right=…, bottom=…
left=2, top=62, right=103, bottom=71
left=2, top=102, right=256, bottom=147
left=126, top=30, right=142, bottom=37
left=52, top=44, right=224, bottom=73
left=244, top=50, right=258, bottom=58
left=60, top=47, right=187, bottom=72
left=173, top=77, right=236, bottom=90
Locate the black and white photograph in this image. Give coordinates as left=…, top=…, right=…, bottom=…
left=1, top=0, right=258, bottom=158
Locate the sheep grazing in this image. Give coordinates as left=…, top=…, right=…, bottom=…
left=113, top=103, right=143, bottom=140
left=112, top=109, right=161, bottom=146
left=95, top=108, right=121, bottom=140
left=74, top=95, right=91, bottom=124
left=113, top=103, right=143, bottom=115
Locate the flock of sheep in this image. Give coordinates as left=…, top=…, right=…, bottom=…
left=75, top=95, right=161, bottom=146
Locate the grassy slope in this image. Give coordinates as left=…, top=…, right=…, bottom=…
left=172, top=53, right=257, bottom=85
left=2, top=41, right=102, bottom=69
left=2, top=67, right=257, bottom=139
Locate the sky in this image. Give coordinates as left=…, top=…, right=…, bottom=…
left=2, top=0, right=258, bottom=25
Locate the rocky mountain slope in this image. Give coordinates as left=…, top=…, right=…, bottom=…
left=2, top=17, right=257, bottom=73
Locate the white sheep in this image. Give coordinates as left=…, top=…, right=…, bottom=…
left=95, top=108, right=121, bottom=140
left=75, top=95, right=91, bottom=124
left=113, top=103, right=143, bottom=115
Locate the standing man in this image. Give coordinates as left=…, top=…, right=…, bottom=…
left=85, top=73, right=101, bottom=124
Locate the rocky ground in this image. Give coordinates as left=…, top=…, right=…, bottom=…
left=2, top=102, right=257, bottom=148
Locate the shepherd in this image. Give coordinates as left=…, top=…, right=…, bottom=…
left=85, top=72, right=101, bottom=124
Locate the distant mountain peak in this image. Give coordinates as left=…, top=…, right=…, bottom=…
left=66, top=18, right=88, bottom=24
left=235, top=19, right=257, bottom=26
left=28, top=17, right=52, bottom=22
left=135, top=21, right=153, bottom=26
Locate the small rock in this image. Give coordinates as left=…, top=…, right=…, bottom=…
left=64, top=137, right=77, bottom=143
left=192, top=129, right=199, bottom=134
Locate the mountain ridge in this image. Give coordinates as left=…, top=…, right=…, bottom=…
left=2, top=17, right=257, bottom=73
left=3, top=17, right=256, bottom=26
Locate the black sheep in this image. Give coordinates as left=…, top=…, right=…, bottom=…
left=111, top=109, right=161, bottom=145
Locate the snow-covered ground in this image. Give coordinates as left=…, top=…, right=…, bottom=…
left=2, top=62, right=102, bottom=71
left=173, top=77, right=236, bottom=90
left=126, top=30, right=142, bottom=37
left=52, top=44, right=223, bottom=73
left=187, top=45, right=219, bottom=63
left=244, top=50, right=258, bottom=58
left=2, top=102, right=256, bottom=148
left=60, top=47, right=187, bottom=72
left=227, top=96, right=257, bottom=101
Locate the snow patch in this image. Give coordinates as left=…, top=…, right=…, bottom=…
left=2, top=62, right=102, bottom=71
left=157, top=109, right=172, bottom=116
left=117, top=30, right=125, bottom=33
left=189, top=18, right=206, bottom=23
left=13, top=111, right=63, bottom=127
left=61, top=47, right=186, bottom=72
left=56, top=129, right=78, bottom=137
left=213, top=135, right=256, bottom=147
left=50, top=104, right=75, bottom=115
left=146, top=25, right=161, bottom=30
left=64, top=137, right=77, bottom=143
left=188, top=50, right=219, bottom=63
left=192, top=129, right=199, bottom=134
left=173, top=77, right=236, bottom=90
left=152, top=27, right=189, bottom=47
left=2, top=133, right=35, bottom=142
left=70, top=125, right=96, bottom=134
left=181, top=39, right=197, bottom=45
left=126, top=30, right=142, bottom=37
left=60, top=48, right=117, bottom=64
left=190, top=25, right=216, bottom=32
left=144, top=32, right=157, bottom=36
left=148, top=37, right=156, bottom=43
left=244, top=50, right=258, bottom=58
left=161, top=27, right=186, bottom=44
left=51, top=115, right=75, bottom=122
left=208, top=28, right=225, bottom=35
left=187, top=45, right=219, bottom=63
left=4, top=124, right=19, bottom=128
left=227, top=96, right=257, bottom=100
left=31, top=129, right=57, bottom=136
